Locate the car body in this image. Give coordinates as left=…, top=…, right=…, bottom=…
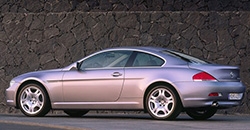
left=5, top=46, right=245, bottom=120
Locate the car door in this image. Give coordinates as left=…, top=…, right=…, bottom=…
left=62, top=50, right=132, bottom=102
left=121, top=51, right=165, bottom=97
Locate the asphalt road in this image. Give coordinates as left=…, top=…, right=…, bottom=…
left=0, top=112, right=250, bottom=130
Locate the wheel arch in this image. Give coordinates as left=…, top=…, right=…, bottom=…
left=143, top=81, right=183, bottom=112
left=16, top=80, right=51, bottom=109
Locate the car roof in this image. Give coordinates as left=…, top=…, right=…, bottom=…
left=102, top=46, right=188, bottom=65
left=64, top=46, right=187, bottom=70
left=104, top=46, right=168, bottom=53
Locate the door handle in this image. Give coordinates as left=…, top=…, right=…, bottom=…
left=112, top=72, right=122, bottom=77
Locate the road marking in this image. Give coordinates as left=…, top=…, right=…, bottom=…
left=0, top=120, right=91, bottom=130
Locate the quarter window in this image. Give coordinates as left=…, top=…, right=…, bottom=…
left=132, top=52, right=164, bottom=67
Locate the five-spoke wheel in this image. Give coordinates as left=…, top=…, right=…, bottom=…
left=146, top=85, right=182, bottom=120
left=18, top=83, right=50, bottom=117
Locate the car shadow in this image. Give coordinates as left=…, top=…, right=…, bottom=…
left=1, top=112, right=242, bottom=122
left=46, top=113, right=239, bottom=122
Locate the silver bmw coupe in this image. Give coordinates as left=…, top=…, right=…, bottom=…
left=5, top=46, right=245, bottom=120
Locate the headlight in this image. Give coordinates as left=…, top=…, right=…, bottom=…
left=10, top=80, right=15, bottom=87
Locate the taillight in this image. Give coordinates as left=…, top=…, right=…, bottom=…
left=193, top=72, right=217, bottom=81
left=208, top=92, right=222, bottom=97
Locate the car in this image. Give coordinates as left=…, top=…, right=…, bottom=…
left=5, top=46, right=245, bottom=120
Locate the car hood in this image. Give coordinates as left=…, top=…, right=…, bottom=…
left=12, top=68, right=64, bottom=83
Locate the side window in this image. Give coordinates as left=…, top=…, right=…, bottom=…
left=80, top=51, right=132, bottom=69
left=132, top=52, right=164, bottom=67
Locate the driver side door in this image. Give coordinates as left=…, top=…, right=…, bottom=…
left=62, top=50, right=132, bottom=102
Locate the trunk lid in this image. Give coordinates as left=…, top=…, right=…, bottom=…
left=188, top=63, right=241, bottom=82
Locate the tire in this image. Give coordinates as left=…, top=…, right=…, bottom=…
left=145, top=85, right=182, bottom=120
left=186, top=108, right=217, bottom=120
left=64, top=110, right=89, bottom=117
left=17, top=83, right=51, bottom=117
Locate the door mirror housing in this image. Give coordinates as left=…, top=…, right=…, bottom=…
left=76, top=62, right=82, bottom=71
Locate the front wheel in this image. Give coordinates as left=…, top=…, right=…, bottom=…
left=186, top=108, right=217, bottom=120
left=17, top=83, right=50, bottom=117
left=145, top=85, right=182, bottom=120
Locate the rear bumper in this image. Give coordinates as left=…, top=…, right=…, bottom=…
left=174, top=81, right=245, bottom=108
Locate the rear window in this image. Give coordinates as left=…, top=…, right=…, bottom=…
left=162, top=50, right=210, bottom=64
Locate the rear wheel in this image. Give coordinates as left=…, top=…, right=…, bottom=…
left=17, top=83, right=50, bottom=117
left=145, top=85, right=182, bottom=120
left=186, top=108, right=217, bottom=120
left=64, top=110, right=89, bottom=117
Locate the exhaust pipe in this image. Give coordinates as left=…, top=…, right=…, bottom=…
left=212, top=101, right=219, bottom=107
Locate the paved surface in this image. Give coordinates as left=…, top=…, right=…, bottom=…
left=0, top=112, right=250, bottom=130
left=0, top=122, right=64, bottom=130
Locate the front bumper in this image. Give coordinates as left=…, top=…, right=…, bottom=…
left=5, top=82, right=20, bottom=107
left=174, top=81, right=246, bottom=108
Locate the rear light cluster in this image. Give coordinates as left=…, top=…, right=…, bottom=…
left=192, top=72, right=217, bottom=81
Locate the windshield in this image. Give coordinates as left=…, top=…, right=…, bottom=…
left=162, top=50, right=210, bottom=64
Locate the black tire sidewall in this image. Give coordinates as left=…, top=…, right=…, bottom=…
left=186, top=108, right=217, bottom=120
left=64, top=110, right=89, bottom=117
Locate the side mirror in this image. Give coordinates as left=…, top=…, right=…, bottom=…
left=76, top=62, right=81, bottom=71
